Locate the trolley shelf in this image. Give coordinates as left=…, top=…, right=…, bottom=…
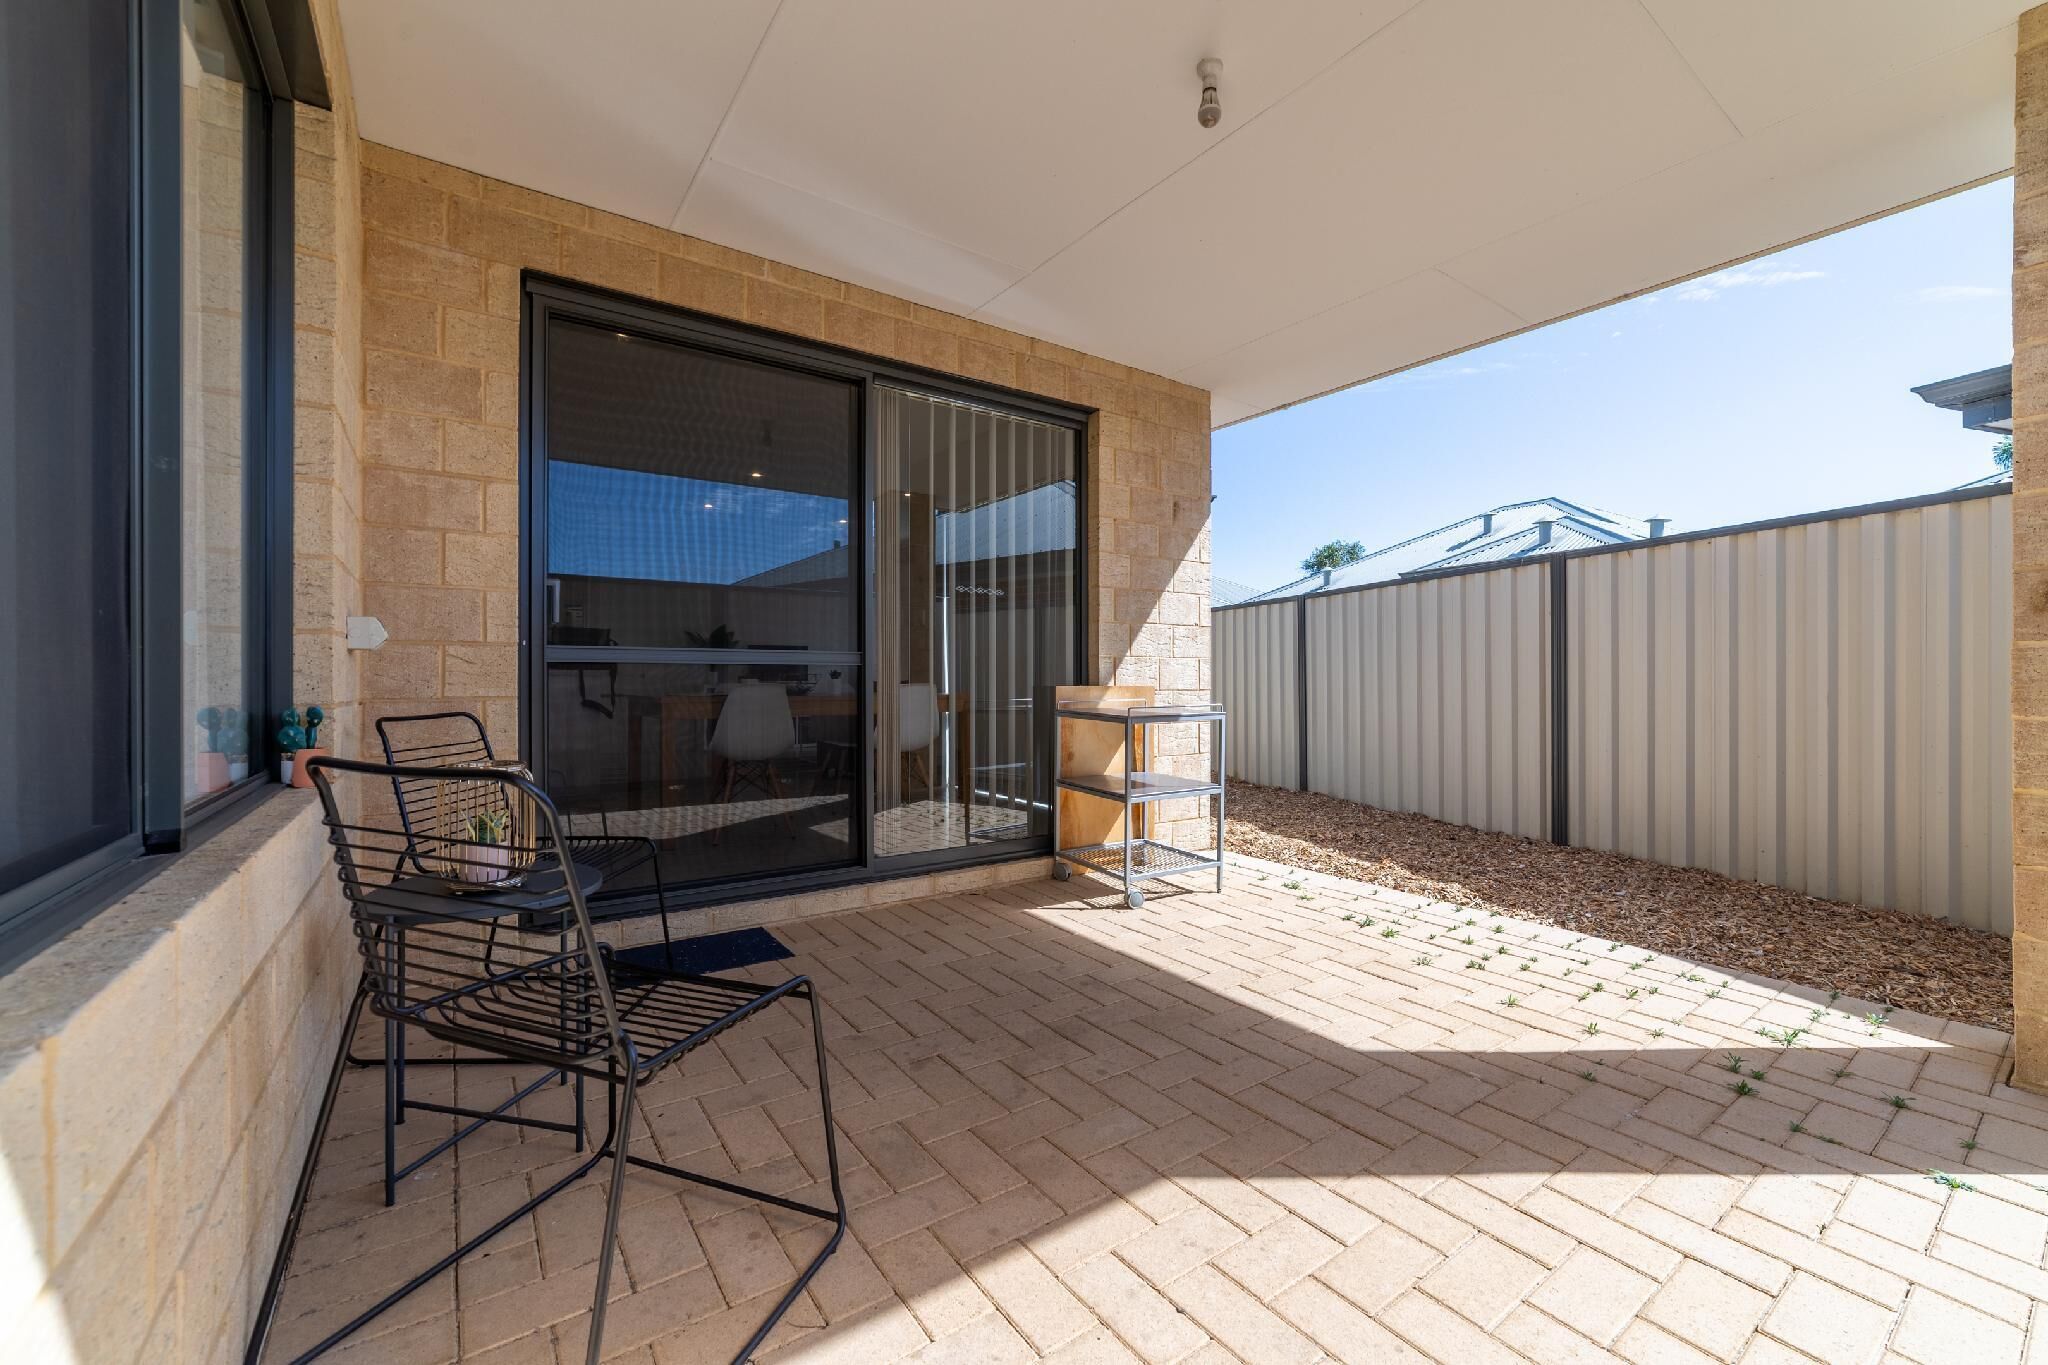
left=1057, top=771, right=1224, bottom=802
left=1052, top=700, right=1227, bottom=907
left=1056, top=840, right=1222, bottom=883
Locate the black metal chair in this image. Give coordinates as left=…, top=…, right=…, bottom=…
left=276, top=756, right=845, bottom=1365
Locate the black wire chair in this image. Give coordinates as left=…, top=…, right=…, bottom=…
left=262, top=756, right=845, bottom=1365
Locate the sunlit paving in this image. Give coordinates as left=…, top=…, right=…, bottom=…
left=256, top=858, right=2044, bottom=1363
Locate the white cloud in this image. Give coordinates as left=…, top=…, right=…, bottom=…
left=1916, top=284, right=2003, bottom=302
left=1670, top=266, right=1825, bottom=302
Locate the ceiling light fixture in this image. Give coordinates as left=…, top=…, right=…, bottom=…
left=750, top=471, right=762, bottom=478
left=1196, top=58, right=1222, bottom=129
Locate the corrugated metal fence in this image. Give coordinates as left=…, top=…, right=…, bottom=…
left=1214, top=486, right=2014, bottom=933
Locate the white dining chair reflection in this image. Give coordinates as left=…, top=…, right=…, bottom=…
left=707, top=681, right=797, bottom=842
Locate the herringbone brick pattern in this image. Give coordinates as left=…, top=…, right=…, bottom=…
left=263, top=858, right=2048, bottom=1363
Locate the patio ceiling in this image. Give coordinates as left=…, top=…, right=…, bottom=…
left=338, top=1, right=2023, bottom=427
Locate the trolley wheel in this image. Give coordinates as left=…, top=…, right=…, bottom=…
left=1125, top=888, right=1145, bottom=909
left=1051, top=861, right=1072, bottom=882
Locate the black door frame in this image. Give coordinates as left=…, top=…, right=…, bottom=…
left=519, top=274, right=1091, bottom=913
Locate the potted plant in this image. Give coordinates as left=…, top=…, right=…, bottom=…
left=195, top=707, right=229, bottom=793
left=687, top=625, right=742, bottom=685
left=459, top=807, right=513, bottom=884
left=278, top=705, right=329, bottom=787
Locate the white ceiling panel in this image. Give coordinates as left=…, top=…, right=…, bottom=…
left=694, top=0, right=1422, bottom=271
left=1176, top=269, right=1524, bottom=416
left=975, top=0, right=1737, bottom=378
left=1439, top=29, right=2016, bottom=332
left=338, top=0, right=2030, bottom=429
left=681, top=159, right=1028, bottom=312
left=1640, top=0, right=2020, bottom=135
left=337, top=0, right=775, bottom=226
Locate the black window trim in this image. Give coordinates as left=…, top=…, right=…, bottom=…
left=0, top=0, right=300, bottom=976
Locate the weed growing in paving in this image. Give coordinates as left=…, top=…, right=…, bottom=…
left=1831, top=1066, right=1853, bottom=1080
left=1730, top=1079, right=1759, bottom=1097
left=1649, top=1028, right=1665, bottom=1039
left=1724, top=1053, right=1747, bottom=1073
left=1625, top=988, right=1639, bottom=999
left=1501, top=995, right=1519, bottom=1007
left=1519, top=962, right=1533, bottom=971
left=1928, top=1171, right=1977, bottom=1193
left=1789, top=1121, right=1806, bottom=1135
left=1583, top=1021, right=1600, bottom=1036
left=1580, top=1070, right=1598, bottom=1081
left=1380, top=926, right=1400, bottom=938
left=1282, top=880, right=1303, bottom=891
left=1888, top=1095, right=1912, bottom=1110
left=1961, top=1138, right=1979, bottom=1152
left=1414, top=954, right=1435, bottom=966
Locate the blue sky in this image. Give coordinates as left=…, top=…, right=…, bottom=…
left=1212, top=179, right=2016, bottom=594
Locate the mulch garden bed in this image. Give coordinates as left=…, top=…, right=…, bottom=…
left=1223, top=781, right=2013, bottom=1032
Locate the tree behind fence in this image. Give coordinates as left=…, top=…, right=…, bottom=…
left=1214, top=487, right=2014, bottom=934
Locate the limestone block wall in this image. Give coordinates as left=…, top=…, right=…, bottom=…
left=353, top=144, right=1216, bottom=848
left=2014, top=5, right=2048, bottom=1088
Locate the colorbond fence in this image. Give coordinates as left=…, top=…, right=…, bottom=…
left=1214, top=486, right=2015, bottom=933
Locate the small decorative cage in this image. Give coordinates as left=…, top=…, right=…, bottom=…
left=430, top=759, right=541, bottom=889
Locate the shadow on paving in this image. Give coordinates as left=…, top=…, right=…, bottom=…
left=259, top=859, right=2044, bottom=1363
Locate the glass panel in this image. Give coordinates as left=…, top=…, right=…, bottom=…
left=181, top=0, right=258, bottom=801
left=544, top=320, right=856, bottom=652
left=0, top=0, right=135, bottom=894
left=873, top=387, right=1077, bottom=857
left=543, top=661, right=860, bottom=888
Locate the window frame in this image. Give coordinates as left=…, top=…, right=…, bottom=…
left=0, top=0, right=301, bottom=974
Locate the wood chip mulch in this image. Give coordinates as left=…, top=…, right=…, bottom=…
left=1223, top=781, right=2013, bottom=1033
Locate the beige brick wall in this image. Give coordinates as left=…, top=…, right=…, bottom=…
left=353, top=144, right=1215, bottom=844
left=2017, top=5, right=2048, bottom=1089
left=0, top=797, right=353, bottom=1365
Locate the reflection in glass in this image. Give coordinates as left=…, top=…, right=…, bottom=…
left=180, top=0, right=255, bottom=800
left=544, top=320, right=855, bottom=652
left=544, top=662, right=859, bottom=888
left=874, top=388, right=1077, bottom=857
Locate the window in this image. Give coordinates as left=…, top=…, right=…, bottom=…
left=0, top=0, right=136, bottom=903
left=0, top=0, right=299, bottom=963
left=181, top=0, right=268, bottom=807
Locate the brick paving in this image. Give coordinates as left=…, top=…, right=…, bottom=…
left=263, top=857, right=2048, bottom=1363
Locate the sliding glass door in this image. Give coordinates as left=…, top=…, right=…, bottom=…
left=540, top=318, right=861, bottom=888
left=527, top=285, right=1083, bottom=902
left=873, top=387, right=1078, bottom=860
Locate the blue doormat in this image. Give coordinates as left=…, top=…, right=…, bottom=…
left=612, top=927, right=792, bottom=976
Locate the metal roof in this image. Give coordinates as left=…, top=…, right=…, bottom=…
left=1239, top=497, right=1658, bottom=601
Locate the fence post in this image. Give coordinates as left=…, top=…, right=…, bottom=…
left=1549, top=558, right=1569, bottom=845
left=1295, top=595, right=1310, bottom=793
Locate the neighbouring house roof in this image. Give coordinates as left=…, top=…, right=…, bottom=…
left=1211, top=576, right=1259, bottom=608
left=735, top=482, right=1079, bottom=589
left=1238, top=497, right=1661, bottom=602
left=1912, top=364, right=2013, bottom=434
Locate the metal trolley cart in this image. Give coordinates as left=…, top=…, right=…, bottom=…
left=1052, top=702, right=1226, bottom=907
